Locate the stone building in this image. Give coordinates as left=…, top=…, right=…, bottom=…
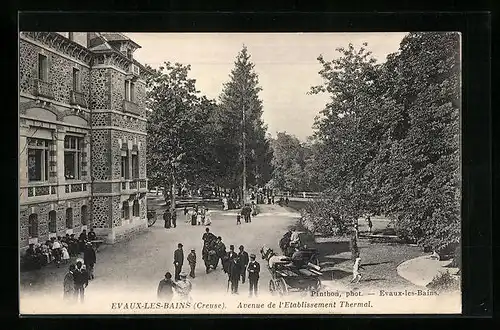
left=19, top=32, right=150, bottom=250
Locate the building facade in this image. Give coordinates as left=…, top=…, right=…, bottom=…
left=19, top=32, right=150, bottom=250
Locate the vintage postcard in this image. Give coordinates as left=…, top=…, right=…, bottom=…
left=19, top=31, right=462, bottom=314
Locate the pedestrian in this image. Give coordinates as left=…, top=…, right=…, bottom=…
left=367, top=216, right=373, bottom=234
left=350, top=253, right=364, bottom=283
left=174, top=272, right=192, bottom=302
left=215, top=237, right=226, bottom=269
left=236, top=214, right=241, bottom=225
left=173, top=243, right=184, bottom=281
left=228, top=256, right=241, bottom=294
left=191, top=208, right=197, bottom=226
left=51, top=237, right=62, bottom=267
left=247, top=254, right=260, bottom=297
left=224, top=245, right=238, bottom=274
left=163, top=211, right=171, bottom=229
left=83, top=242, right=96, bottom=280
left=204, top=208, right=211, bottom=226
left=238, top=245, right=249, bottom=284
left=187, top=249, right=196, bottom=278
left=61, top=245, right=70, bottom=264
left=73, top=260, right=89, bottom=303
left=63, top=264, right=76, bottom=301
left=157, top=272, right=175, bottom=301
left=171, top=210, right=177, bottom=228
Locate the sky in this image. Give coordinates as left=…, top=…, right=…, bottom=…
left=126, top=32, right=408, bottom=141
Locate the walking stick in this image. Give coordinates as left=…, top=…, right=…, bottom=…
left=227, top=278, right=230, bottom=292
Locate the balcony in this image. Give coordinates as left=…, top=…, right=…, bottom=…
left=70, top=90, right=88, bottom=108
left=24, top=184, right=57, bottom=198
left=33, top=79, right=54, bottom=99
left=120, top=179, right=147, bottom=193
left=122, top=100, right=140, bottom=116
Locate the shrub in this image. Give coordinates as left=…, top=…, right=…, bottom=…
left=426, top=270, right=460, bottom=292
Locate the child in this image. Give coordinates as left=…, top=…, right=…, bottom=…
left=197, top=212, right=203, bottom=226
left=61, top=245, right=70, bottom=264
left=204, top=209, right=212, bottom=226
left=351, top=253, right=364, bottom=283
left=236, top=214, right=241, bottom=225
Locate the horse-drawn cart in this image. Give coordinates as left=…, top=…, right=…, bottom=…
left=261, top=246, right=322, bottom=296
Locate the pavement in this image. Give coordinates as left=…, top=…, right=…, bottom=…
left=397, top=255, right=460, bottom=288
left=20, top=203, right=302, bottom=303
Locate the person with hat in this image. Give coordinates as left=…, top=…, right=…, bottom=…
left=228, top=254, right=242, bottom=294
left=223, top=244, right=237, bottom=274
left=157, top=272, right=175, bottom=301
left=215, top=236, right=226, bottom=269
left=238, top=245, right=249, bottom=284
left=173, top=243, right=184, bottom=281
left=83, top=241, right=97, bottom=280
left=73, top=260, right=89, bottom=303
left=187, top=249, right=197, bottom=278
left=174, top=272, right=192, bottom=302
left=247, top=254, right=260, bottom=297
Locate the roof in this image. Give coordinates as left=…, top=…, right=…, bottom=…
left=101, top=33, right=141, bottom=49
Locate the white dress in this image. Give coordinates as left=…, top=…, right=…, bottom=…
left=61, top=247, right=70, bottom=260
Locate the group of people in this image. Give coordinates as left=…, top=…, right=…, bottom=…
left=201, top=228, right=261, bottom=296
left=185, top=205, right=212, bottom=226
left=62, top=241, right=97, bottom=303
left=22, top=228, right=98, bottom=271
left=236, top=203, right=255, bottom=225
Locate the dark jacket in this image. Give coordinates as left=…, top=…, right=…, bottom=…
left=187, top=252, right=196, bottom=265
left=228, top=259, right=241, bottom=281
left=174, top=248, right=184, bottom=266
left=84, top=246, right=96, bottom=266
left=88, top=231, right=97, bottom=241
left=157, top=278, right=175, bottom=299
left=238, top=251, right=249, bottom=268
left=63, top=271, right=75, bottom=294
left=73, top=267, right=89, bottom=286
left=247, top=260, right=260, bottom=279
left=202, top=232, right=216, bottom=243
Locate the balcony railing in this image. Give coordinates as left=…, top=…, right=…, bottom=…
left=70, top=90, right=88, bottom=108
left=121, top=179, right=147, bottom=192
left=25, top=184, right=58, bottom=198
left=33, top=79, right=54, bottom=99
left=122, top=100, right=141, bottom=116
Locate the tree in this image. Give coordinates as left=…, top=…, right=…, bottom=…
left=146, top=62, right=215, bottom=214
left=372, top=33, right=461, bottom=250
left=214, top=45, right=273, bottom=199
left=306, top=43, right=382, bottom=237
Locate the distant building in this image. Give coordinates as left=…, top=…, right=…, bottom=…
left=19, top=32, right=150, bottom=249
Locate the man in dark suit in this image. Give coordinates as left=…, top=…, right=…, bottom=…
left=228, top=256, right=241, bottom=294
left=173, top=243, right=184, bottom=281
left=224, top=245, right=237, bottom=274
left=247, top=254, right=260, bottom=297
left=73, top=260, right=89, bottom=303
left=238, top=245, right=249, bottom=284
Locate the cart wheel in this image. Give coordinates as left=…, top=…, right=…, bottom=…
left=277, top=278, right=288, bottom=296
left=269, top=280, right=276, bottom=295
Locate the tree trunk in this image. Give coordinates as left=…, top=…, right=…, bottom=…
left=170, top=169, right=176, bottom=215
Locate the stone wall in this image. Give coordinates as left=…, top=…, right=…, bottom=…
left=90, top=130, right=112, bottom=180
left=19, top=39, right=90, bottom=105
left=89, top=69, right=111, bottom=110
left=90, top=196, right=112, bottom=229
left=20, top=198, right=90, bottom=248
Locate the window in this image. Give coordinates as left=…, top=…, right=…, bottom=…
left=66, top=208, right=73, bottom=229
left=72, top=68, right=80, bottom=92
left=133, top=200, right=140, bottom=217
left=48, top=211, right=57, bottom=233
left=121, top=148, right=130, bottom=179
left=27, top=138, right=50, bottom=182
left=64, top=135, right=84, bottom=180
left=131, top=153, right=139, bottom=179
left=124, top=80, right=135, bottom=102
left=130, top=82, right=135, bottom=102
left=38, top=54, right=48, bottom=81
left=28, top=214, right=39, bottom=238
left=124, top=80, right=130, bottom=101
left=81, top=205, right=88, bottom=226
left=122, top=202, right=129, bottom=220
